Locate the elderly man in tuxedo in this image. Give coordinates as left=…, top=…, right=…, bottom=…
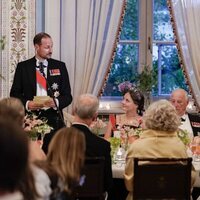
left=170, top=88, right=193, bottom=138
left=10, top=32, right=72, bottom=153
left=72, top=93, right=113, bottom=199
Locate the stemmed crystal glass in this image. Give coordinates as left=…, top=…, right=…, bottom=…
left=190, top=135, right=200, bottom=162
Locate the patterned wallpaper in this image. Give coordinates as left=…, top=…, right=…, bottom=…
left=0, top=0, right=35, bottom=98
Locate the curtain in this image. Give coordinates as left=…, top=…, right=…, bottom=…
left=168, top=0, right=200, bottom=110
left=45, top=0, right=126, bottom=112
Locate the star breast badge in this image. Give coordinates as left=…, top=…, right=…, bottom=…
left=51, top=83, right=59, bottom=90
left=54, top=91, right=60, bottom=98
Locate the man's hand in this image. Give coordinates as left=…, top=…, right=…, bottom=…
left=43, top=98, right=56, bottom=108
left=28, top=101, right=44, bottom=110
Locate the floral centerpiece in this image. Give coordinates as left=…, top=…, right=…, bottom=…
left=24, top=113, right=53, bottom=140
left=109, top=137, right=121, bottom=162
left=112, top=126, right=190, bottom=150
left=116, top=125, right=143, bottom=150
left=90, top=118, right=107, bottom=135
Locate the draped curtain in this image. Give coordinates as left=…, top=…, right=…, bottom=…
left=168, top=0, right=200, bottom=110
left=44, top=0, right=126, bottom=112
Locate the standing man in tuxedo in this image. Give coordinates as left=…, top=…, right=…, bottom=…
left=169, top=88, right=193, bottom=138
left=10, top=32, right=72, bottom=153
left=72, top=94, right=114, bottom=199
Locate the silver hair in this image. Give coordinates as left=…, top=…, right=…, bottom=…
left=143, top=99, right=180, bottom=132
left=74, top=94, right=99, bottom=119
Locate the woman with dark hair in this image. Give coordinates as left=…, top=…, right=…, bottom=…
left=0, top=98, right=51, bottom=200
left=0, top=113, right=39, bottom=200
left=104, top=86, right=144, bottom=142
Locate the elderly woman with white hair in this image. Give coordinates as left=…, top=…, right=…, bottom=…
left=124, top=99, right=196, bottom=200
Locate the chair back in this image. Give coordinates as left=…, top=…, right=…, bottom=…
left=73, top=157, right=105, bottom=200
left=133, top=157, right=192, bottom=200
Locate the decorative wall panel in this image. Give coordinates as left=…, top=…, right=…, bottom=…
left=0, top=0, right=35, bottom=98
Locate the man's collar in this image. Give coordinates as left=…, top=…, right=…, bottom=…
left=72, top=122, right=89, bottom=128
left=181, top=114, right=187, bottom=122
left=36, top=58, right=48, bottom=67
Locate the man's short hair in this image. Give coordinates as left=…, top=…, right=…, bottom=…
left=74, top=94, right=99, bottom=119
left=33, top=32, right=51, bottom=45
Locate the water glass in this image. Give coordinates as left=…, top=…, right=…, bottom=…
left=113, top=130, right=121, bottom=138
left=190, top=137, right=200, bottom=162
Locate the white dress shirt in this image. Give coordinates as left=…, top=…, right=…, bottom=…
left=25, top=59, right=58, bottom=110
left=36, top=59, right=48, bottom=96
left=179, top=114, right=194, bottom=139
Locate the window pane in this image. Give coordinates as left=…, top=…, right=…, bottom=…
left=102, top=44, right=139, bottom=96
left=153, top=44, right=187, bottom=95
left=102, top=0, right=187, bottom=99
left=120, top=0, right=139, bottom=40
left=153, top=0, right=174, bottom=41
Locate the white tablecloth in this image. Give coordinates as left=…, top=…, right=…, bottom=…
left=112, top=161, right=125, bottom=179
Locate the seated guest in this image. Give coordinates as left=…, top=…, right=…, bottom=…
left=0, top=101, right=51, bottom=199
left=0, top=97, right=25, bottom=126
left=0, top=117, right=39, bottom=200
left=0, top=97, right=46, bottom=162
left=124, top=99, right=197, bottom=200
left=170, top=88, right=193, bottom=138
left=35, top=127, right=85, bottom=200
left=72, top=94, right=113, bottom=199
left=104, top=86, right=144, bottom=143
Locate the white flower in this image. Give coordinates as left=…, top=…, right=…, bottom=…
left=24, top=113, right=53, bottom=139
left=90, top=118, right=107, bottom=135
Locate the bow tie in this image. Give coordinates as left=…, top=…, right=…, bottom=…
left=181, top=117, right=186, bottom=122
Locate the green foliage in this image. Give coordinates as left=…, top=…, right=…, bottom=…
left=135, top=65, right=157, bottom=92
left=103, top=44, right=138, bottom=96
left=103, top=0, right=187, bottom=97
left=26, top=130, right=38, bottom=140
left=109, top=137, right=121, bottom=162
left=120, top=0, right=138, bottom=40
left=153, top=0, right=174, bottom=41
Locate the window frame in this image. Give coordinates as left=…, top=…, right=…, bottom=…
left=101, top=0, right=180, bottom=104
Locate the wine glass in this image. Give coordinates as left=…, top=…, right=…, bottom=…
left=190, top=136, right=200, bottom=162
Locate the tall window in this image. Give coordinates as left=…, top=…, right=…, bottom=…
left=102, top=0, right=187, bottom=98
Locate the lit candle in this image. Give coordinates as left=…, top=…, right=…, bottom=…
left=106, top=104, right=110, bottom=110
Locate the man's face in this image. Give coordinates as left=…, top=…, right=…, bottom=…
left=35, top=37, right=53, bottom=60
left=170, top=91, right=188, bottom=116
